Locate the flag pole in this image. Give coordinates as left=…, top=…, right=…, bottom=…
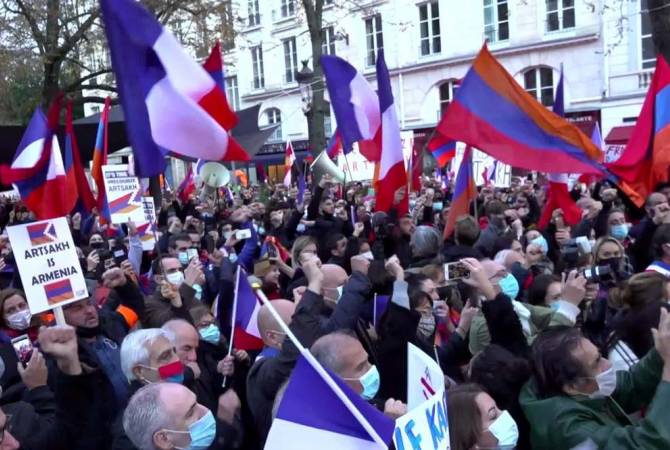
left=222, top=266, right=241, bottom=388
left=255, top=288, right=388, bottom=447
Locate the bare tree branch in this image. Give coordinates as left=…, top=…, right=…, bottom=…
left=64, top=69, right=113, bottom=91
left=12, top=0, right=46, bottom=53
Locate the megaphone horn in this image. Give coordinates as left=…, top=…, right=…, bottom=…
left=310, top=151, right=346, bottom=184
left=198, top=162, right=231, bottom=188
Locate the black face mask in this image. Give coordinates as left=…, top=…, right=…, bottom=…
left=599, top=257, right=621, bottom=271
left=90, top=242, right=104, bottom=250
left=76, top=324, right=101, bottom=339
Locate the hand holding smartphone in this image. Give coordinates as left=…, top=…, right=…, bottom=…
left=444, top=262, right=471, bottom=281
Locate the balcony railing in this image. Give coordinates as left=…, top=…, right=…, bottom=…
left=608, top=69, right=654, bottom=97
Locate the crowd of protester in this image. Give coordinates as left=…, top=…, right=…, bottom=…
left=0, top=170, right=670, bottom=450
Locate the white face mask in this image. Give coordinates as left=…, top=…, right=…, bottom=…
left=586, top=366, right=617, bottom=399
left=6, top=309, right=31, bottom=330
left=165, top=271, right=184, bottom=287
left=487, top=410, right=519, bottom=447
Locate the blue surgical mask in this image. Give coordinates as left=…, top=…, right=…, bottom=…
left=199, top=324, right=220, bottom=344
left=531, top=235, right=548, bottom=255
left=498, top=273, right=519, bottom=300
left=610, top=224, right=629, bottom=241
left=432, top=202, right=443, bottom=211
left=358, top=365, right=380, bottom=400
left=257, top=226, right=266, bottom=236
left=409, top=200, right=417, bottom=209
left=170, top=410, right=217, bottom=450
left=296, top=223, right=306, bottom=234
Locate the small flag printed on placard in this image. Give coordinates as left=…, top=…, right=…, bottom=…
left=44, top=278, right=75, bottom=305
left=27, top=222, right=57, bottom=246
left=109, top=191, right=141, bottom=215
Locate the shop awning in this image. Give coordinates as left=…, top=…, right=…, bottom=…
left=605, top=125, right=635, bottom=145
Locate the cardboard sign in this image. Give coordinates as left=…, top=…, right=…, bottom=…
left=407, top=343, right=445, bottom=411
left=393, top=390, right=450, bottom=450
left=137, top=197, right=157, bottom=251
left=7, top=217, right=88, bottom=313
left=102, top=164, right=145, bottom=224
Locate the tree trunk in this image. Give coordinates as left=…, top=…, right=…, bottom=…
left=302, top=0, right=327, bottom=156
left=42, top=0, right=61, bottom=106
left=648, top=0, right=670, bottom=65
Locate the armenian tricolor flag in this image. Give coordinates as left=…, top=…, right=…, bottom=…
left=64, top=101, right=97, bottom=216
left=92, top=97, right=112, bottom=222
left=606, top=55, right=670, bottom=207
left=444, top=146, right=478, bottom=238
left=27, top=222, right=57, bottom=246
left=44, top=278, right=75, bottom=305
left=435, top=45, right=604, bottom=175
left=427, top=135, right=456, bottom=168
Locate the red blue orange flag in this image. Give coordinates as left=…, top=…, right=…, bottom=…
left=326, top=129, right=344, bottom=159
left=444, top=146, right=477, bottom=238
left=177, top=164, right=195, bottom=203
left=606, top=55, right=670, bottom=207
left=428, top=135, right=456, bottom=168
left=436, top=45, right=603, bottom=175
left=65, top=101, right=97, bottom=215
left=92, top=97, right=111, bottom=222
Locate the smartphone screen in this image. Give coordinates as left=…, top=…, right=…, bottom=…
left=187, top=248, right=199, bottom=261
left=444, top=262, right=470, bottom=281
left=236, top=229, right=251, bottom=240
left=11, top=335, right=33, bottom=364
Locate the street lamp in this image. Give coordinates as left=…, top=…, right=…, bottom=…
left=296, top=60, right=314, bottom=114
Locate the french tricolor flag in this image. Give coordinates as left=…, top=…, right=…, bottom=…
left=100, top=0, right=249, bottom=178
left=322, top=55, right=381, bottom=162
left=374, top=50, right=408, bottom=215
left=284, top=140, right=296, bottom=188
left=265, top=355, right=394, bottom=450
left=231, top=267, right=264, bottom=351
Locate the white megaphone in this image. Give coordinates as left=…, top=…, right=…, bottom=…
left=197, top=161, right=230, bottom=200
left=310, top=151, right=346, bottom=185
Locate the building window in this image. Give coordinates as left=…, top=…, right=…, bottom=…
left=283, top=37, right=298, bottom=84
left=419, top=2, right=441, bottom=56
left=439, top=80, right=458, bottom=116
left=251, top=46, right=264, bottom=90
left=248, top=0, right=260, bottom=26
left=324, top=107, right=332, bottom=137
left=266, top=108, right=282, bottom=142
left=546, top=0, right=575, bottom=32
left=322, top=26, right=336, bottom=55
left=365, top=14, right=383, bottom=67
left=524, top=67, right=554, bottom=107
left=281, top=0, right=295, bottom=18
left=641, top=0, right=655, bottom=69
left=484, top=0, right=509, bottom=42
left=226, top=76, right=240, bottom=111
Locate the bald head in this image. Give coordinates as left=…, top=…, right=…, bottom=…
left=162, top=319, right=199, bottom=364
left=258, top=299, right=295, bottom=349
left=321, top=264, right=348, bottom=289
left=311, top=331, right=371, bottom=394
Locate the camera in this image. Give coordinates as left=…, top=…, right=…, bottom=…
left=581, top=265, right=616, bottom=284
left=560, top=236, right=591, bottom=269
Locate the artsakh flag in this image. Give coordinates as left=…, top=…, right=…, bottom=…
left=99, top=0, right=248, bottom=178
left=64, top=101, right=96, bottom=216
left=1, top=98, right=71, bottom=220
left=109, top=191, right=142, bottom=215
left=606, top=55, right=670, bottom=207
left=177, top=164, right=195, bottom=203
left=444, top=146, right=477, bottom=238
left=136, top=222, right=156, bottom=243
left=436, top=45, right=605, bottom=175
left=44, top=278, right=75, bottom=305
left=27, top=222, right=57, bottom=246
left=374, top=50, right=408, bottom=215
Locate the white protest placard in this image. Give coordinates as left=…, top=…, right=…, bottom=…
left=393, top=390, right=450, bottom=450
left=407, top=343, right=445, bottom=411
left=452, top=142, right=511, bottom=187
left=7, top=217, right=88, bottom=314
left=102, top=164, right=145, bottom=224
left=337, top=146, right=375, bottom=182
left=137, top=197, right=157, bottom=251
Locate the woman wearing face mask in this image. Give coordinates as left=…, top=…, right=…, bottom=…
left=0, top=289, right=41, bottom=343
left=376, top=263, right=477, bottom=403
left=448, top=383, right=520, bottom=450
